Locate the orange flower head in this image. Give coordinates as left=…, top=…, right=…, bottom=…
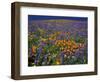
left=32, top=46, right=37, bottom=54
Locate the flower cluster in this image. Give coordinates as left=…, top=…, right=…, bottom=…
left=28, top=20, right=87, bottom=66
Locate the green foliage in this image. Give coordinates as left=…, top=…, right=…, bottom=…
left=75, top=37, right=85, bottom=43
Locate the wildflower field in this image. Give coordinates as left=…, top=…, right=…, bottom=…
left=28, top=15, right=88, bottom=66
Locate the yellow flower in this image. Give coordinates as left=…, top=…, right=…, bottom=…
left=41, top=38, right=47, bottom=42
left=60, top=47, right=64, bottom=51
left=56, top=61, right=60, bottom=65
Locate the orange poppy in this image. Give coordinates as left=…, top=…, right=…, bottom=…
left=32, top=46, right=36, bottom=54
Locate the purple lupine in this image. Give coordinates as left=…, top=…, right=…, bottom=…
left=60, top=52, right=64, bottom=64
left=34, top=47, right=42, bottom=65
left=40, top=42, right=46, bottom=47
left=42, top=54, right=48, bottom=65
left=28, top=48, right=33, bottom=57
left=74, top=46, right=87, bottom=63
